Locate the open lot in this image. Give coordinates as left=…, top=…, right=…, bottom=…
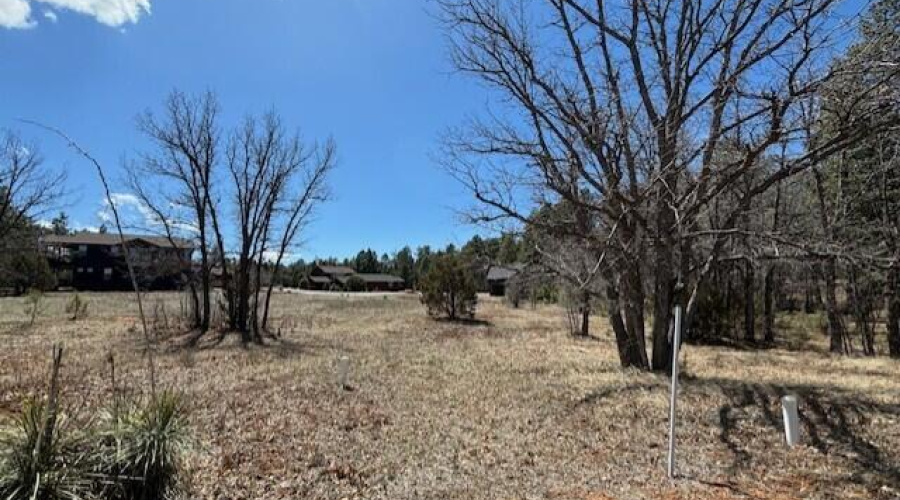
left=1, top=291, right=899, bottom=499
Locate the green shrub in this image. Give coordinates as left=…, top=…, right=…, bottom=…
left=0, top=398, right=95, bottom=500
left=344, top=275, right=366, bottom=292
left=96, top=392, right=189, bottom=500
left=419, top=254, right=478, bottom=320
left=65, top=294, right=89, bottom=321
left=23, top=289, right=47, bottom=326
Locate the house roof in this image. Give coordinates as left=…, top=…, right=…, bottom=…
left=486, top=264, right=523, bottom=282
left=335, top=273, right=405, bottom=284
left=355, top=273, right=405, bottom=284
left=41, top=232, right=195, bottom=249
left=315, top=265, right=355, bottom=276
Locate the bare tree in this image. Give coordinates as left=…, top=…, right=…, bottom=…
left=0, top=130, right=64, bottom=239
left=226, top=112, right=334, bottom=341
left=438, top=0, right=900, bottom=370
left=131, top=91, right=224, bottom=335
left=259, top=138, right=336, bottom=332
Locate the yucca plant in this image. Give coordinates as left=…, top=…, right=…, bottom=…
left=0, top=398, right=96, bottom=500
left=96, top=392, right=189, bottom=500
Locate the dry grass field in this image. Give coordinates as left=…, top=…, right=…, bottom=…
left=1, top=291, right=899, bottom=500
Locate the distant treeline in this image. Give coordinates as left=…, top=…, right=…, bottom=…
left=280, top=233, right=526, bottom=290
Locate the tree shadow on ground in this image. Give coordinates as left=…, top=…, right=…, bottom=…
left=574, top=380, right=661, bottom=408
left=163, top=329, right=340, bottom=359
left=687, top=375, right=900, bottom=491
left=431, top=317, right=493, bottom=327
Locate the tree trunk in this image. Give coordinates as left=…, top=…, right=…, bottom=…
left=623, top=266, right=649, bottom=367
left=763, top=264, right=776, bottom=344
left=743, top=260, right=755, bottom=343
left=822, top=257, right=847, bottom=354
left=200, top=251, right=211, bottom=332
left=652, top=268, right=674, bottom=372
left=887, top=267, right=900, bottom=358
left=607, top=284, right=649, bottom=369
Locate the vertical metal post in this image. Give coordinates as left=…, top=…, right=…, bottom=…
left=338, top=355, right=350, bottom=390
left=782, top=395, right=800, bottom=447
left=667, top=305, right=683, bottom=480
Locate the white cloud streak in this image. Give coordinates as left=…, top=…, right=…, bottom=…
left=0, top=0, right=34, bottom=29
left=0, top=0, right=150, bottom=28
left=99, top=192, right=199, bottom=236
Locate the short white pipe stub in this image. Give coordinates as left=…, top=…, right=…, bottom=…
left=782, top=395, right=800, bottom=447
left=338, top=355, right=350, bottom=390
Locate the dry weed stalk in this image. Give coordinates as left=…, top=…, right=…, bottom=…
left=23, top=120, right=157, bottom=396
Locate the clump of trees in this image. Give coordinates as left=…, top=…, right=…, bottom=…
left=127, top=90, right=336, bottom=344
left=420, top=253, right=478, bottom=320
left=438, top=0, right=900, bottom=368
left=0, top=129, right=64, bottom=296
left=283, top=233, right=528, bottom=291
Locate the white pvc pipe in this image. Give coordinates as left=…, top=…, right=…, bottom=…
left=338, top=355, right=350, bottom=390
left=667, top=305, right=683, bottom=480
left=782, top=395, right=800, bottom=447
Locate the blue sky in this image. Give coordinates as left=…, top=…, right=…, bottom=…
left=0, top=0, right=487, bottom=261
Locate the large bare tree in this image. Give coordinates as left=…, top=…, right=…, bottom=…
left=129, top=91, right=228, bottom=334
left=0, top=130, right=65, bottom=240
left=438, top=0, right=900, bottom=370
left=226, top=112, right=335, bottom=342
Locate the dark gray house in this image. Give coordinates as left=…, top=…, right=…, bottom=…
left=41, top=232, right=194, bottom=291
left=486, top=264, right=523, bottom=296
left=304, top=264, right=405, bottom=292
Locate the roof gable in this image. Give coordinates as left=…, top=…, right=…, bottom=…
left=41, top=233, right=194, bottom=249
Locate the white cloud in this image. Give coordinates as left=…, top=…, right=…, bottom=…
left=0, top=0, right=150, bottom=29
left=99, top=192, right=199, bottom=236
left=0, top=0, right=34, bottom=29
left=37, top=0, right=149, bottom=26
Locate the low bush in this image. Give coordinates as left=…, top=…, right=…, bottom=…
left=0, top=393, right=189, bottom=500
left=0, top=398, right=95, bottom=500
left=23, top=289, right=47, bottom=326
left=65, top=294, right=89, bottom=321
left=420, top=254, right=477, bottom=320
left=96, top=392, right=189, bottom=500
left=344, top=275, right=367, bottom=292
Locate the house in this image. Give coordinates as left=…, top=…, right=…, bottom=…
left=337, top=273, right=406, bottom=292
left=303, top=264, right=405, bottom=292
left=41, top=232, right=194, bottom=291
left=486, top=264, right=523, bottom=296
left=304, top=264, right=355, bottom=290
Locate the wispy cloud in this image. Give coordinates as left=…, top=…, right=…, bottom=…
left=0, top=0, right=34, bottom=29
left=98, top=192, right=199, bottom=236
left=0, top=0, right=150, bottom=29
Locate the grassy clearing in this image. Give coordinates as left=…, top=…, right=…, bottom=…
left=1, top=291, right=898, bottom=499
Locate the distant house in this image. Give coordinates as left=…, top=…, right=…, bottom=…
left=303, top=264, right=405, bottom=292
left=305, top=264, right=355, bottom=290
left=486, top=264, right=523, bottom=296
left=337, top=273, right=406, bottom=292
left=41, top=232, right=194, bottom=291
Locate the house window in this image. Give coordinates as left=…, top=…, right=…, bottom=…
left=87, top=267, right=94, bottom=273
left=78, top=245, right=88, bottom=253
left=76, top=267, right=83, bottom=273
left=103, top=268, right=113, bottom=280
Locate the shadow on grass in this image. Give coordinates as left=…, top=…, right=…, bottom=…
left=163, top=329, right=340, bottom=359
left=431, top=317, right=493, bottom=327
left=690, top=375, right=900, bottom=489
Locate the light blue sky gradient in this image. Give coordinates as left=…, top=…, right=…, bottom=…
left=0, top=0, right=489, bottom=261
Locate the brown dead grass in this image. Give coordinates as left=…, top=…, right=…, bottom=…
left=1, top=291, right=899, bottom=500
